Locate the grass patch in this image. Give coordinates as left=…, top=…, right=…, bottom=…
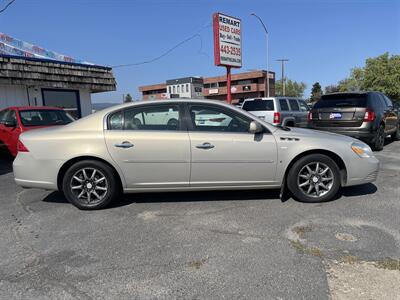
left=341, top=255, right=358, bottom=264
left=290, top=240, right=322, bottom=257
left=292, top=225, right=313, bottom=239
left=375, top=258, right=400, bottom=271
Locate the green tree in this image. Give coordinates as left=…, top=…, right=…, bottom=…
left=309, top=82, right=323, bottom=103
left=338, top=53, right=400, bottom=102
left=124, top=93, right=133, bottom=103
left=324, top=84, right=340, bottom=94
left=338, top=67, right=364, bottom=92
left=275, top=79, right=307, bottom=97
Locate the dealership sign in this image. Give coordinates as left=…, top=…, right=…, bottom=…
left=213, top=13, right=242, bottom=68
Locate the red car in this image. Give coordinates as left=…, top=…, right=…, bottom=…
left=0, top=106, right=74, bottom=157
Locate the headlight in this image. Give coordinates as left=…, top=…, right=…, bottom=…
left=351, top=142, right=373, bottom=158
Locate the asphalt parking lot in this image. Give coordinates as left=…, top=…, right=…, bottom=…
left=0, top=141, right=399, bottom=299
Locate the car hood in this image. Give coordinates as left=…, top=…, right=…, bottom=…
left=275, top=127, right=360, bottom=143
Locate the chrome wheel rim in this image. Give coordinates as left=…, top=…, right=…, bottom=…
left=297, top=162, right=334, bottom=198
left=70, top=168, right=108, bottom=204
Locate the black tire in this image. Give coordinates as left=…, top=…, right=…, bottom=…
left=391, top=123, right=400, bottom=141
left=371, top=125, right=385, bottom=151
left=62, top=160, right=120, bottom=210
left=287, top=154, right=341, bottom=203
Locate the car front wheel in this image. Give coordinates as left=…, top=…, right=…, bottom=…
left=287, top=154, right=341, bottom=203
left=62, top=160, right=119, bottom=210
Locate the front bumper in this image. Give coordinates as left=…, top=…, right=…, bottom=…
left=344, top=155, right=380, bottom=187
left=13, top=152, right=62, bottom=190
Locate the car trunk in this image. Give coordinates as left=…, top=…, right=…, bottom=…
left=311, top=94, right=368, bottom=127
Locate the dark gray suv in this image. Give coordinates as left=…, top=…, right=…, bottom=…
left=309, top=92, right=400, bottom=150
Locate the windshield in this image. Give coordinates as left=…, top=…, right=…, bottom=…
left=314, top=94, right=367, bottom=108
left=242, top=99, right=274, bottom=111
left=19, top=110, right=75, bottom=126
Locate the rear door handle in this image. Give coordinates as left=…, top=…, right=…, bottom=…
left=196, top=142, right=215, bottom=150
left=115, top=141, right=134, bottom=149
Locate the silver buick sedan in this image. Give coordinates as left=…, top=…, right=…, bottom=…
left=13, top=99, right=379, bottom=210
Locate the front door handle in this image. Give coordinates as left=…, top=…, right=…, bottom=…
left=115, top=141, right=134, bottom=149
left=196, top=142, right=215, bottom=150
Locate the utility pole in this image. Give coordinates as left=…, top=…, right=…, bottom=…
left=276, top=59, right=289, bottom=96
left=250, top=13, right=270, bottom=97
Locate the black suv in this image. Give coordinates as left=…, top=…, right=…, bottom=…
left=309, top=92, right=400, bottom=150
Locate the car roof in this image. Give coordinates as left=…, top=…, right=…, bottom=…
left=243, top=97, right=303, bottom=101
left=322, top=92, right=371, bottom=97
left=98, top=98, right=244, bottom=114
left=2, top=106, right=64, bottom=111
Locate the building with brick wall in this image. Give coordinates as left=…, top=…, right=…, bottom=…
left=138, top=70, right=275, bottom=105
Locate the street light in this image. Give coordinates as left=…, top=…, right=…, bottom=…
left=250, top=13, right=270, bottom=97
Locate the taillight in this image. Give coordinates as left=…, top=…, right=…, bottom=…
left=363, top=109, right=376, bottom=122
left=307, top=111, right=313, bottom=121
left=273, top=112, right=281, bottom=124
left=17, top=140, right=29, bottom=152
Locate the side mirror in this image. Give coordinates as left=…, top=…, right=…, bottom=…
left=4, top=120, right=17, bottom=128
left=249, top=121, right=263, bottom=134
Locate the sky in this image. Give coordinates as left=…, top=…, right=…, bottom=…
left=1, top=0, right=399, bottom=103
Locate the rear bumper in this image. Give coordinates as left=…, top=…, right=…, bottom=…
left=13, top=152, right=62, bottom=190
left=310, top=126, right=374, bottom=141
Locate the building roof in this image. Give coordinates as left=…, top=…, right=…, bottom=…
left=0, top=55, right=116, bottom=93
left=138, top=83, right=167, bottom=92
left=203, top=70, right=274, bottom=83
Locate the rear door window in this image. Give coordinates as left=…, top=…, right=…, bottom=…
left=124, top=104, right=181, bottom=131
left=288, top=99, right=300, bottom=111
left=242, top=99, right=274, bottom=111
left=279, top=99, right=289, bottom=111
left=314, top=94, right=367, bottom=108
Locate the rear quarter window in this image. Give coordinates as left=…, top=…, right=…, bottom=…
left=242, top=99, right=274, bottom=111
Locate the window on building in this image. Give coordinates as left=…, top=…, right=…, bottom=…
left=173, top=86, right=176, bottom=94
left=242, top=85, right=251, bottom=91
left=194, top=87, right=202, bottom=93
left=181, top=85, right=185, bottom=93
left=42, top=89, right=81, bottom=119
left=168, top=86, right=172, bottom=94
left=186, top=84, right=189, bottom=93
left=177, top=85, right=180, bottom=93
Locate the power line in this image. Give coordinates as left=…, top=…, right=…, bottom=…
left=111, top=22, right=211, bottom=68
left=0, top=0, right=16, bottom=14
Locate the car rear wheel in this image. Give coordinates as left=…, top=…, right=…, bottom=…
left=287, top=154, right=341, bottom=203
left=372, top=125, right=385, bottom=151
left=391, top=123, right=400, bottom=141
left=62, top=160, right=119, bottom=210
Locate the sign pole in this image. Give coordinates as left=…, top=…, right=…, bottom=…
left=226, top=66, right=231, bottom=104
